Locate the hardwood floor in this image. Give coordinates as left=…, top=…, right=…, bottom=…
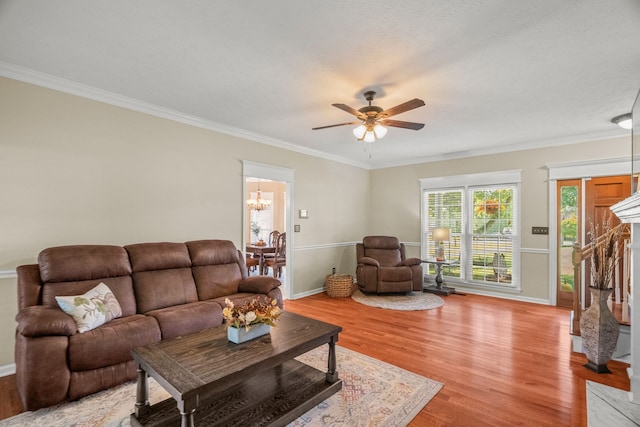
left=285, top=292, right=630, bottom=426
left=0, top=291, right=630, bottom=426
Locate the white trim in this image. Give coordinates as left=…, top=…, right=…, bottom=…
left=546, top=157, right=631, bottom=180
left=547, top=157, right=631, bottom=306
left=243, top=161, right=295, bottom=300
left=376, top=130, right=628, bottom=169
left=0, top=62, right=370, bottom=170
left=453, top=286, right=550, bottom=305
left=421, top=171, right=523, bottom=291
left=521, top=247, right=550, bottom=255
left=420, top=169, right=522, bottom=189
left=2, top=62, right=631, bottom=172
left=290, top=287, right=326, bottom=300
left=0, top=269, right=17, bottom=279
left=294, top=242, right=359, bottom=251
left=0, top=363, right=16, bottom=377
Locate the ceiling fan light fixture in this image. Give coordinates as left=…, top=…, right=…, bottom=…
left=353, top=124, right=367, bottom=139
left=611, top=113, right=632, bottom=130
left=373, top=123, right=387, bottom=139
left=363, top=131, right=376, bottom=143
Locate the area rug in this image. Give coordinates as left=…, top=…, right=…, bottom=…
left=0, top=346, right=442, bottom=427
left=351, top=290, right=444, bottom=311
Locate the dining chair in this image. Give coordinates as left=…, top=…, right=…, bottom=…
left=263, top=232, right=286, bottom=277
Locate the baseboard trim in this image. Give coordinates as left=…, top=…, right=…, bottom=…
left=448, top=286, right=550, bottom=305
left=290, top=287, right=326, bottom=300
left=0, top=363, right=16, bottom=377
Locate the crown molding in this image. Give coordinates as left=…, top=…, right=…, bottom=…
left=2, top=61, right=627, bottom=172
left=0, top=62, right=371, bottom=170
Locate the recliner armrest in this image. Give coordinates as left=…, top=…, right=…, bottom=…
left=238, top=276, right=281, bottom=294
left=358, top=257, right=380, bottom=267
left=16, top=306, right=76, bottom=337
left=401, top=257, right=422, bottom=267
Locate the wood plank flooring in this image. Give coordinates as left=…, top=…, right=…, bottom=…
left=0, top=291, right=630, bottom=426
left=285, top=292, right=630, bottom=426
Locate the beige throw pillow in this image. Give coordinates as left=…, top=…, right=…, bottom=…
left=55, top=282, right=123, bottom=333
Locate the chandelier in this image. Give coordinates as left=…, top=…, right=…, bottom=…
left=246, top=181, right=272, bottom=211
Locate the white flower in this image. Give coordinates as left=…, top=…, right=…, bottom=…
left=245, top=311, right=257, bottom=323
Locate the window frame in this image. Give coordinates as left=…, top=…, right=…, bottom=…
left=420, top=170, right=522, bottom=291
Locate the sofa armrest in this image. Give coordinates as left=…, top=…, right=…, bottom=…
left=16, top=306, right=77, bottom=337
left=358, top=257, right=380, bottom=267
left=402, top=257, right=422, bottom=267
left=238, top=276, right=281, bottom=294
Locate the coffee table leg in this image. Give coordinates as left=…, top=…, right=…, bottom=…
left=135, top=365, right=150, bottom=417
left=181, top=409, right=195, bottom=427
left=326, top=340, right=339, bottom=383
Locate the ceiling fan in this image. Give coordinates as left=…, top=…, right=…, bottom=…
left=312, top=90, right=425, bottom=143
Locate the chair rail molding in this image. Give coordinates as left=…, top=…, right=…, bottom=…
left=0, top=269, right=17, bottom=280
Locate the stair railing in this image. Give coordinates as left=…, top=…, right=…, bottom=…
left=571, top=223, right=630, bottom=336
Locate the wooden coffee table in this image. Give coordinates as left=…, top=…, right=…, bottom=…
left=130, top=311, right=342, bottom=427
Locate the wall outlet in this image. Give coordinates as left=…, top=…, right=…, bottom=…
left=532, top=226, right=549, bottom=235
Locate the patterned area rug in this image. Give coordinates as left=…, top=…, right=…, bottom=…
left=351, top=290, right=445, bottom=311
left=0, top=346, right=442, bottom=427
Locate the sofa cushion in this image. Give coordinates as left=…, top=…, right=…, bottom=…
left=55, top=282, right=123, bottom=333
left=191, top=265, right=242, bottom=300
left=132, top=268, right=198, bottom=313
left=39, top=245, right=131, bottom=283
left=126, top=242, right=198, bottom=313
left=378, top=266, right=412, bottom=282
left=146, top=300, right=224, bottom=340
left=187, top=240, right=244, bottom=300
left=186, top=240, right=240, bottom=266
left=126, top=242, right=191, bottom=273
left=362, top=236, right=403, bottom=267
left=68, top=314, right=160, bottom=371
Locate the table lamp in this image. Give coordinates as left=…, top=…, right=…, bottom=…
left=433, top=227, right=450, bottom=261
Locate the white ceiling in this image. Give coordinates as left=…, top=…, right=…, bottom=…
left=1, top=0, right=639, bottom=169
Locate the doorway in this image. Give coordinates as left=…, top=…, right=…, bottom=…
left=242, top=161, right=294, bottom=300
left=556, top=175, right=630, bottom=308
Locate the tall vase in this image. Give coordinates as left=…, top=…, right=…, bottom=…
left=579, top=287, right=620, bottom=373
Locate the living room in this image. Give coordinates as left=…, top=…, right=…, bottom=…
left=1, top=1, right=639, bottom=425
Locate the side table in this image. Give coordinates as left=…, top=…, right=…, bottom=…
left=423, top=258, right=457, bottom=295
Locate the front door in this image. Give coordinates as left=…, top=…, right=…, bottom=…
left=583, top=175, right=631, bottom=305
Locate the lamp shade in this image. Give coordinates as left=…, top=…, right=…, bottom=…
left=353, top=124, right=367, bottom=139
left=373, top=124, right=387, bottom=138
left=433, top=227, right=450, bottom=241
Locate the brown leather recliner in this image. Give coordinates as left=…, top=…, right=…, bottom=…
left=356, top=236, right=423, bottom=294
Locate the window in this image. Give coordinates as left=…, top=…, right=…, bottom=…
left=421, top=171, right=521, bottom=289
left=249, top=191, right=274, bottom=242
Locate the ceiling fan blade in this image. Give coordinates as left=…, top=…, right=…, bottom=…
left=380, top=119, right=425, bottom=130
left=332, top=103, right=367, bottom=119
left=380, top=98, right=425, bottom=118
left=312, top=121, right=360, bottom=130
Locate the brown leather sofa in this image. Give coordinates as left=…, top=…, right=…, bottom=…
left=14, top=239, right=283, bottom=410
left=356, top=236, right=423, bottom=294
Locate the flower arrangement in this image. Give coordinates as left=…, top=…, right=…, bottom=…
left=223, top=296, right=281, bottom=331
left=589, top=214, right=622, bottom=289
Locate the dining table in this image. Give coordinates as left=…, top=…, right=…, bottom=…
left=246, top=243, right=276, bottom=275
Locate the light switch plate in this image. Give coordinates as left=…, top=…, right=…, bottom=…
left=532, top=226, right=549, bottom=235
left=294, top=224, right=301, bottom=232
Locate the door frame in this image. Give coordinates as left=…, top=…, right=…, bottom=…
left=242, top=160, right=294, bottom=300
left=547, top=157, right=630, bottom=306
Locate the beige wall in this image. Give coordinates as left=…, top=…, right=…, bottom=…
left=370, top=137, right=630, bottom=300
left=0, top=77, right=370, bottom=366
left=0, top=76, right=632, bottom=368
